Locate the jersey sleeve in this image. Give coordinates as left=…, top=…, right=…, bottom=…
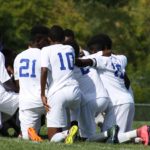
left=118, top=55, right=127, bottom=68
left=0, top=52, right=10, bottom=83
left=84, top=52, right=107, bottom=69
left=41, top=48, right=51, bottom=70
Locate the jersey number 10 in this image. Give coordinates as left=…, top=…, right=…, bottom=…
left=19, top=59, right=36, bottom=78
left=58, top=52, right=74, bottom=70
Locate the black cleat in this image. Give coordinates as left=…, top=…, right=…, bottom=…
left=106, top=125, right=119, bottom=144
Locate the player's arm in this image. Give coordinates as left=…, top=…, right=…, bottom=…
left=75, top=51, right=105, bottom=68
left=41, top=67, right=47, bottom=97
left=41, top=48, right=51, bottom=112
left=3, top=77, right=19, bottom=93
left=119, top=55, right=130, bottom=89
left=15, top=79, right=20, bottom=91
left=124, top=72, right=130, bottom=90
left=41, top=67, right=50, bottom=112
left=75, top=58, right=95, bottom=67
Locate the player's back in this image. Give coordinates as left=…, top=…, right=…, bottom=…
left=41, top=44, right=78, bottom=96
left=14, top=48, right=42, bottom=109
left=74, top=66, right=108, bottom=106
left=96, top=54, right=134, bottom=105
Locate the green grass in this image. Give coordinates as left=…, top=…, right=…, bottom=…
left=0, top=138, right=149, bottom=150
left=0, top=121, right=150, bottom=150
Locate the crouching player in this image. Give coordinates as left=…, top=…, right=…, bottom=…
left=75, top=33, right=149, bottom=145
left=0, top=51, right=19, bottom=136
left=13, top=25, right=50, bottom=141
left=41, top=25, right=81, bottom=144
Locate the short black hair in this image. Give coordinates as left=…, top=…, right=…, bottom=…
left=2, top=48, right=16, bottom=67
left=49, top=25, right=64, bottom=42
left=29, top=25, right=50, bottom=49
left=87, top=33, right=112, bottom=51
left=64, top=29, right=75, bottom=39
left=64, top=40, right=79, bottom=58
left=30, top=25, right=50, bottom=41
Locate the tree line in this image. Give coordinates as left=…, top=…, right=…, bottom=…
left=0, top=0, right=150, bottom=103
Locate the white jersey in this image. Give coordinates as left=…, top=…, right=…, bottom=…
left=14, top=48, right=43, bottom=110
left=74, top=66, right=108, bottom=106
left=41, top=44, right=78, bottom=97
left=87, top=52, right=134, bottom=105
left=0, top=82, right=6, bottom=98
left=0, top=82, right=19, bottom=115
left=82, top=50, right=90, bottom=56
left=0, top=52, right=10, bottom=83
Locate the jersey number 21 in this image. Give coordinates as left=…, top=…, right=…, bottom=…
left=19, top=59, right=36, bottom=78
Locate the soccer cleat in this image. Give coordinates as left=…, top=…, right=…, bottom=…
left=106, top=125, right=119, bottom=144
left=28, top=127, right=43, bottom=142
left=137, top=125, right=149, bottom=145
left=65, top=125, right=78, bottom=144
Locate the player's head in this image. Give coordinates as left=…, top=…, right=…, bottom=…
left=64, top=40, right=80, bottom=58
left=49, top=25, right=65, bottom=43
left=64, top=28, right=75, bottom=42
left=29, top=25, right=50, bottom=49
left=2, top=48, right=16, bottom=68
left=87, top=33, right=112, bottom=54
left=1, top=48, right=17, bottom=75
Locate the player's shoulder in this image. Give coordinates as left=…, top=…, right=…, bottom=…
left=42, top=45, right=51, bottom=51
left=0, top=51, right=3, bottom=56
left=55, top=44, right=73, bottom=50
left=112, top=54, right=127, bottom=66
left=55, top=44, right=74, bottom=52
left=63, top=44, right=73, bottom=48
left=84, top=51, right=101, bottom=59
left=41, top=45, right=57, bottom=56
left=15, top=49, right=26, bottom=57
left=14, top=48, right=29, bottom=60
left=0, top=51, right=4, bottom=60
left=112, top=54, right=127, bottom=60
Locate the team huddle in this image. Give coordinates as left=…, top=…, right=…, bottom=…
left=0, top=25, right=149, bottom=145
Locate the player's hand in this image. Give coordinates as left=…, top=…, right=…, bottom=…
left=41, top=96, right=50, bottom=112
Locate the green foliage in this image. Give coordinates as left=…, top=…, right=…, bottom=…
left=0, top=0, right=149, bottom=102
left=0, top=0, right=90, bottom=49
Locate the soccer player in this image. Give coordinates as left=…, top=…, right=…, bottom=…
left=41, top=25, right=81, bottom=144
left=75, top=34, right=150, bottom=145
left=63, top=39, right=116, bottom=140
left=76, top=33, right=134, bottom=133
left=0, top=51, right=19, bottom=131
left=13, top=25, right=50, bottom=141
left=1, top=48, right=18, bottom=92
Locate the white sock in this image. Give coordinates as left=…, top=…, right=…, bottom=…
left=118, top=130, right=137, bottom=143
left=134, top=137, right=143, bottom=144
left=50, top=130, right=68, bottom=142
left=87, top=131, right=108, bottom=142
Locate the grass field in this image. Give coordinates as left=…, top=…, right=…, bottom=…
left=0, top=121, right=150, bottom=150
